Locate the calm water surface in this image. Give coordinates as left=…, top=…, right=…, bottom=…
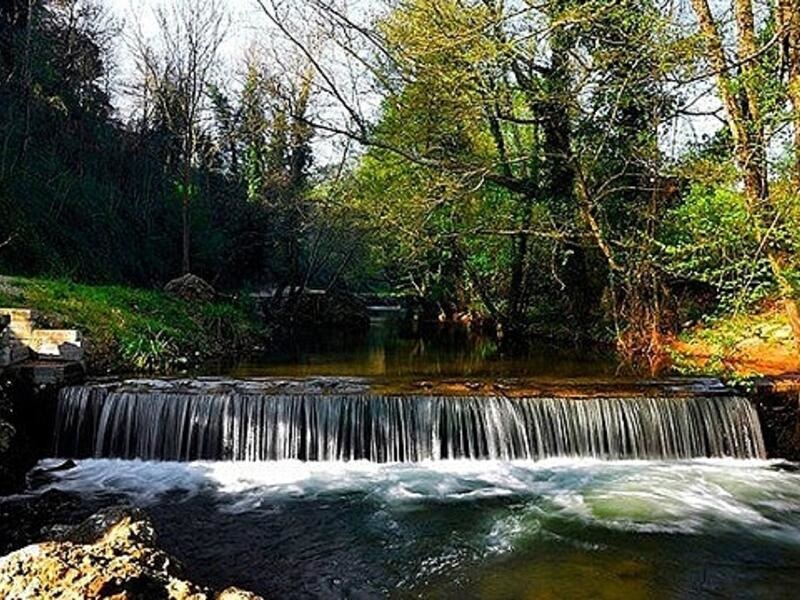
left=226, top=312, right=616, bottom=380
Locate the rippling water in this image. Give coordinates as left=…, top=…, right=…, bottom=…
left=33, top=457, right=800, bottom=598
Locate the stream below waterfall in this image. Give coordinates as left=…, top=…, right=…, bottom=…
left=29, top=457, right=800, bottom=598
left=8, top=315, right=800, bottom=598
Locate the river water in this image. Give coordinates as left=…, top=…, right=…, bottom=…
left=19, top=314, right=800, bottom=598
left=224, top=312, right=616, bottom=380
left=33, top=457, right=800, bottom=598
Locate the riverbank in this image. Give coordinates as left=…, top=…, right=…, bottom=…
left=668, top=303, right=800, bottom=377
left=0, top=276, right=267, bottom=373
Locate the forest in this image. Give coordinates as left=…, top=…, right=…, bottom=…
left=1, top=0, right=800, bottom=372
left=4, top=3, right=800, bottom=598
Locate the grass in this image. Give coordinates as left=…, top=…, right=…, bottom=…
left=0, top=275, right=266, bottom=373
left=669, top=301, right=797, bottom=377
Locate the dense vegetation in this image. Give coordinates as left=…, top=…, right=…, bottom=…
left=2, top=0, right=800, bottom=373
left=0, top=276, right=262, bottom=372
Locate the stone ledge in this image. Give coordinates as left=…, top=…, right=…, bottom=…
left=0, top=343, right=30, bottom=368
left=27, top=329, right=83, bottom=362
left=11, top=361, right=86, bottom=386
left=0, top=308, right=84, bottom=363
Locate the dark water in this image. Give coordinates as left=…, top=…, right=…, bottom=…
left=34, top=458, right=800, bottom=599
left=25, top=315, right=800, bottom=598
left=226, top=312, right=616, bottom=379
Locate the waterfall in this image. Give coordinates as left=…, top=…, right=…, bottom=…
left=53, top=383, right=767, bottom=462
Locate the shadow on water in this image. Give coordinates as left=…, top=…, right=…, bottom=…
left=221, top=311, right=618, bottom=380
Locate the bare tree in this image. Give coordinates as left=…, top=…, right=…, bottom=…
left=130, top=0, right=227, bottom=275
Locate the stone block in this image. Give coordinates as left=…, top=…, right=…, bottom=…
left=0, top=308, right=34, bottom=339
left=29, top=329, right=83, bottom=361
left=15, top=360, right=85, bottom=385
left=0, top=330, right=30, bottom=367
left=0, top=346, right=30, bottom=368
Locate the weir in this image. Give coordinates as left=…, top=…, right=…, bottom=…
left=53, top=380, right=767, bottom=462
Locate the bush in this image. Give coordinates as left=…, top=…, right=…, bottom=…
left=660, top=184, right=775, bottom=314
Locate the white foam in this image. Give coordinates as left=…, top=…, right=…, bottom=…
left=33, top=457, right=800, bottom=547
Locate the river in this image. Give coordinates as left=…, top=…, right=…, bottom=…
left=16, top=313, right=800, bottom=598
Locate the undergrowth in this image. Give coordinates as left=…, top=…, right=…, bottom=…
left=0, top=276, right=265, bottom=373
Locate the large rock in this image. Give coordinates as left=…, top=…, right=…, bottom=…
left=0, top=506, right=261, bottom=599
left=164, top=274, right=216, bottom=303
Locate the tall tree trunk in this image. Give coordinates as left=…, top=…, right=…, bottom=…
left=779, top=0, right=800, bottom=183
left=22, top=0, right=33, bottom=155
left=181, top=165, right=191, bottom=275
left=506, top=199, right=533, bottom=339
left=691, top=0, right=800, bottom=350
left=734, top=0, right=769, bottom=201
left=181, top=197, right=190, bottom=275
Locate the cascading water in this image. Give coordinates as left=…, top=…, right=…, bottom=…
left=53, top=381, right=766, bottom=462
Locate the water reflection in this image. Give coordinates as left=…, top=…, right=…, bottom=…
left=229, top=312, right=616, bottom=379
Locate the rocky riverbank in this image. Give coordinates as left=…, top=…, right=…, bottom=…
left=0, top=504, right=261, bottom=599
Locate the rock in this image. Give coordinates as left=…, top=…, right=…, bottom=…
left=0, top=419, right=14, bottom=455
left=218, top=588, right=262, bottom=600
left=0, top=489, right=105, bottom=556
left=164, top=274, right=216, bottom=303
left=0, top=506, right=262, bottom=600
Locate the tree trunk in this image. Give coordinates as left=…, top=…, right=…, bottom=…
left=734, top=0, right=769, bottom=202
left=21, top=0, right=33, bottom=155
left=691, top=0, right=800, bottom=351
left=506, top=224, right=530, bottom=340
left=779, top=0, right=800, bottom=183
left=182, top=194, right=190, bottom=275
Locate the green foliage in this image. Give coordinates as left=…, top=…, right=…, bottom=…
left=669, top=306, right=795, bottom=378
left=660, top=184, right=775, bottom=312
left=0, top=276, right=263, bottom=373
left=3, top=0, right=800, bottom=371
left=120, top=327, right=180, bottom=373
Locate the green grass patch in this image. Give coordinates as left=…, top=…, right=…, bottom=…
left=0, top=276, right=265, bottom=373
left=670, top=301, right=796, bottom=377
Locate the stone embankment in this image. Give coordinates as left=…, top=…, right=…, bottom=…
left=1, top=308, right=85, bottom=494
left=0, top=506, right=262, bottom=600
left=0, top=308, right=84, bottom=367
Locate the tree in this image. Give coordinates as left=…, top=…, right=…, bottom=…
left=778, top=0, right=800, bottom=182
left=689, top=0, right=800, bottom=348
left=130, top=0, right=227, bottom=275
left=257, top=1, right=685, bottom=358
left=236, top=47, right=315, bottom=302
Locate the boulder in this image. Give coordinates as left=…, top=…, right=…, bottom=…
left=164, top=274, right=216, bottom=303
left=0, top=506, right=262, bottom=599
